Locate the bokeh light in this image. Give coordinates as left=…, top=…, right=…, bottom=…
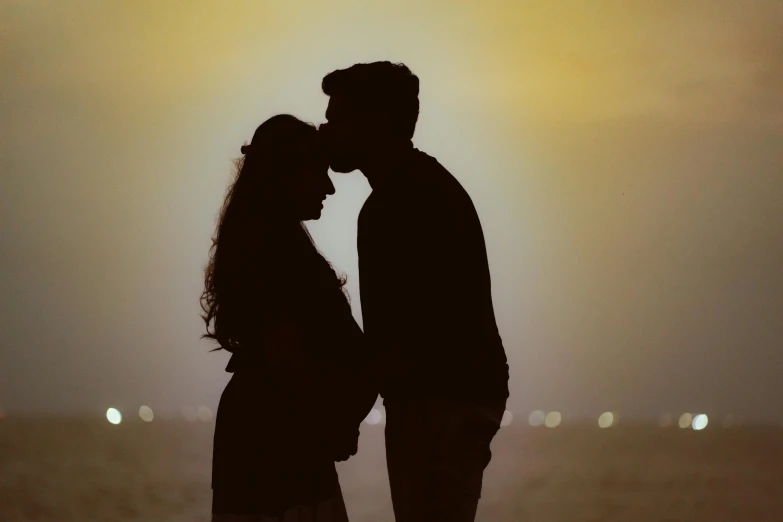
left=197, top=406, right=213, bottom=423
left=500, top=410, right=514, bottom=427
left=692, top=414, right=708, bottom=431
left=678, top=413, right=693, bottom=429
left=106, top=408, right=122, bottom=425
left=364, top=408, right=382, bottom=425
left=138, top=405, right=154, bottom=422
left=545, top=411, right=562, bottom=428
left=598, top=412, right=615, bottom=428
left=528, top=410, right=545, bottom=427
left=182, top=407, right=198, bottom=422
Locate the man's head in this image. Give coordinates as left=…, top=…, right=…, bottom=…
left=319, top=61, right=419, bottom=173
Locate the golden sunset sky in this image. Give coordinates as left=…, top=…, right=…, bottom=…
left=1, top=0, right=781, bottom=418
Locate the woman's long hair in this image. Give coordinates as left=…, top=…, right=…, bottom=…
left=200, top=115, right=346, bottom=353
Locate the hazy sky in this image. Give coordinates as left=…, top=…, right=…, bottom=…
left=1, top=0, right=781, bottom=420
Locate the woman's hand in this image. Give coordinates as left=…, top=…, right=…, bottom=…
left=329, top=426, right=360, bottom=462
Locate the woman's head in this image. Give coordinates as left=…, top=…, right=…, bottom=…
left=200, top=114, right=343, bottom=352
left=238, top=114, right=335, bottom=221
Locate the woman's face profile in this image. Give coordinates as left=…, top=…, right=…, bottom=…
left=283, top=153, right=335, bottom=221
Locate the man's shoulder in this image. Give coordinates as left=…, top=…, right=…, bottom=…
left=413, top=150, right=471, bottom=197
left=361, top=150, right=473, bottom=220
left=411, top=150, right=479, bottom=221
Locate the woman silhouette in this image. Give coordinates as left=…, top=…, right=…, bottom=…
left=201, top=115, right=376, bottom=521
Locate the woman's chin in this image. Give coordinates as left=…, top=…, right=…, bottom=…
left=328, top=159, right=358, bottom=173
left=302, top=209, right=323, bottom=221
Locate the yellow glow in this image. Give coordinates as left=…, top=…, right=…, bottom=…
left=545, top=412, right=562, bottom=428
left=106, top=408, right=122, bottom=425
left=528, top=410, right=545, bottom=427
left=598, top=412, right=614, bottom=428
left=2, top=1, right=781, bottom=420
left=678, top=413, right=693, bottom=429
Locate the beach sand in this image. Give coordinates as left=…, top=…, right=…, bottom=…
left=1, top=419, right=782, bottom=521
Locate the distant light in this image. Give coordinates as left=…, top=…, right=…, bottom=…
left=182, top=407, right=198, bottom=422
left=598, top=412, right=614, bottom=428
left=659, top=413, right=673, bottom=427
left=692, top=414, right=708, bottom=431
left=364, top=408, right=382, bottom=425
left=197, top=406, right=213, bottom=423
left=678, top=413, right=693, bottom=429
left=722, top=414, right=734, bottom=428
left=106, top=408, right=122, bottom=425
left=500, top=410, right=514, bottom=427
left=139, top=406, right=154, bottom=422
left=545, top=411, right=562, bottom=428
left=528, top=410, right=545, bottom=427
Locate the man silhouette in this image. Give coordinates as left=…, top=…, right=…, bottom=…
left=319, top=61, right=510, bottom=522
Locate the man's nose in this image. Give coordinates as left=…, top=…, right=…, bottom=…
left=317, top=123, right=332, bottom=146
left=325, top=175, right=336, bottom=195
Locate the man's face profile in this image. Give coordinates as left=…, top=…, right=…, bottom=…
left=322, top=97, right=365, bottom=173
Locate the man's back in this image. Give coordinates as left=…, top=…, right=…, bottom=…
left=357, top=149, right=509, bottom=403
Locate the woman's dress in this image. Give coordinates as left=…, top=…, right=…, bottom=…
left=211, top=248, right=374, bottom=521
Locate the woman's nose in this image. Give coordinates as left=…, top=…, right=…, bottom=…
left=325, top=175, right=336, bottom=196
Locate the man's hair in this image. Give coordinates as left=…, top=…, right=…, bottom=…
left=322, top=61, right=419, bottom=140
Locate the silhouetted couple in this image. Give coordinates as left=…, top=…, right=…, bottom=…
left=201, top=61, right=510, bottom=522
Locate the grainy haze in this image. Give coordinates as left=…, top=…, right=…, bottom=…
left=1, top=0, right=782, bottom=420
